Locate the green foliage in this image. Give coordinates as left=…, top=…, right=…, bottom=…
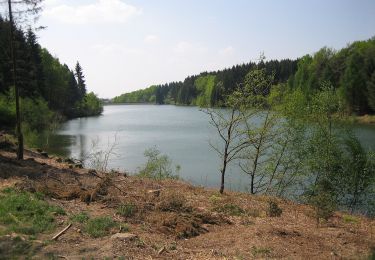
left=342, top=214, right=359, bottom=223
left=138, top=147, right=180, bottom=180
left=0, top=18, right=103, bottom=136
left=80, top=92, right=103, bottom=117
left=84, top=216, right=117, bottom=238
left=112, top=86, right=157, bottom=104
left=112, top=59, right=298, bottom=106
left=309, top=191, right=336, bottom=223
left=0, top=189, right=65, bottom=235
left=0, top=91, right=16, bottom=126
left=290, top=38, right=375, bottom=115
left=195, top=75, right=217, bottom=107
left=117, top=203, right=136, bottom=217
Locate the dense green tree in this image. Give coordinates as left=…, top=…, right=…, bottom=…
left=75, top=61, right=86, bottom=100
left=368, top=71, right=375, bottom=111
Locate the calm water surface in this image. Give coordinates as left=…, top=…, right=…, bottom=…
left=47, top=104, right=375, bottom=191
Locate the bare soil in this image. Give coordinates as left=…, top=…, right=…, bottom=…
left=0, top=143, right=374, bottom=259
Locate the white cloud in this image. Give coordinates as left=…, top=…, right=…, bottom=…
left=43, top=0, right=142, bottom=25
left=219, top=46, right=235, bottom=56
left=144, top=34, right=159, bottom=44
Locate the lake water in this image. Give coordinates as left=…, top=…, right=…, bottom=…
left=47, top=104, right=375, bottom=192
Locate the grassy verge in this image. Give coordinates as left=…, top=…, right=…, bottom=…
left=0, top=188, right=65, bottom=236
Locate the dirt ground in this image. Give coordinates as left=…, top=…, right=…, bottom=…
left=0, top=145, right=374, bottom=259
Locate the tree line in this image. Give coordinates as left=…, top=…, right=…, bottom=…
left=0, top=16, right=103, bottom=129
left=113, top=59, right=298, bottom=106
left=114, top=37, right=375, bottom=116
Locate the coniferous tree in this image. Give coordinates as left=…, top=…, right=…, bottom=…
left=75, top=61, right=86, bottom=100
left=4, top=0, right=44, bottom=160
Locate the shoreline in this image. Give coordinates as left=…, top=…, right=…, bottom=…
left=0, top=134, right=374, bottom=259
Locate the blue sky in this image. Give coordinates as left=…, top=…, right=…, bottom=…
left=33, top=0, right=375, bottom=98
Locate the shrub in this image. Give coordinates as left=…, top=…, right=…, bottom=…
left=213, top=203, right=245, bottom=216
left=0, top=188, right=65, bottom=235
left=138, top=147, right=180, bottom=180
left=157, top=192, right=188, bottom=212
left=267, top=200, right=282, bottom=217
left=117, top=203, right=136, bottom=218
left=84, top=216, right=117, bottom=238
left=310, top=192, right=336, bottom=224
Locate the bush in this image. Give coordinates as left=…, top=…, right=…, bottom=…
left=0, top=188, right=65, bottom=235
left=310, top=192, right=336, bottom=224
left=138, top=147, right=180, bottom=180
left=157, top=192, right=188, bottom=212
left=213, top=203, right=245, bottom=216
left=267, top=200, right=282, bottom=217
left=84, top=216, right=117, bottom=238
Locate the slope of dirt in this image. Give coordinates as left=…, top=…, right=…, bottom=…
left=0, top=147, right=374, bottom=259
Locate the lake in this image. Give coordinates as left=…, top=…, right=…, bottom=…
left=46, top=104, right=375, bottom=192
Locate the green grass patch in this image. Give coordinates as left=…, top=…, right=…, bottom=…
left=117, top=203, right=136, bottom=218
left=0, top=188, right=65, bottom=235
left=342, top=214, right=359, bottom=223
left=251, top=246, right=272, bottom=257
left=70, top=212, right=90, bottom=223
left=213, top=203, right=245, bottom=216
left=84, top=216, right=117, bottom=238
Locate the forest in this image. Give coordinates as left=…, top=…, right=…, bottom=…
left=0, top=16, right=103, bottom=137
left=113, top=37, right=375, bottom=116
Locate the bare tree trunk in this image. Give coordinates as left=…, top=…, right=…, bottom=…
left=8, top=0, right=23, bottom=160
left=220, top=153, right=228, bottom=194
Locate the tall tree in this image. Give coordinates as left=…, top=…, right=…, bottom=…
left=75, top=61, right=86, bottom=100
left=4, top=0, right=43, bottom=159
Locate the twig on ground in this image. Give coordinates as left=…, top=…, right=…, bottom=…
left=52, top=223, right=72, bottom=240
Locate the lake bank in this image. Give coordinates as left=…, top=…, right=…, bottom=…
left=0, top=142, right=374, bottom=259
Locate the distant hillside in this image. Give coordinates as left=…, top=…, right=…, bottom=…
left=112, top=59, right=298, bottom=106
left=113, top=37, right=375, bottom=115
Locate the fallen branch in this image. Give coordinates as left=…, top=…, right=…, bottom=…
left=52, top=223, right=72, bottom=240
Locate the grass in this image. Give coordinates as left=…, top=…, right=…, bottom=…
left=0, top=188, right=65, bottom=235
left=84, top=216, right=117, bottom=238
left=70, top=212, right=90, bottom=223
left=342, top=214, right=359, bottom=223
left=0, top=236, right=42, bottom=259
left=117, top=203, right=136, bottom=217
left=251, top=246, right=272, bottom=257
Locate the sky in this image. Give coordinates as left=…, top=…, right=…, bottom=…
left=19, top=0, right=375, bottom=98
